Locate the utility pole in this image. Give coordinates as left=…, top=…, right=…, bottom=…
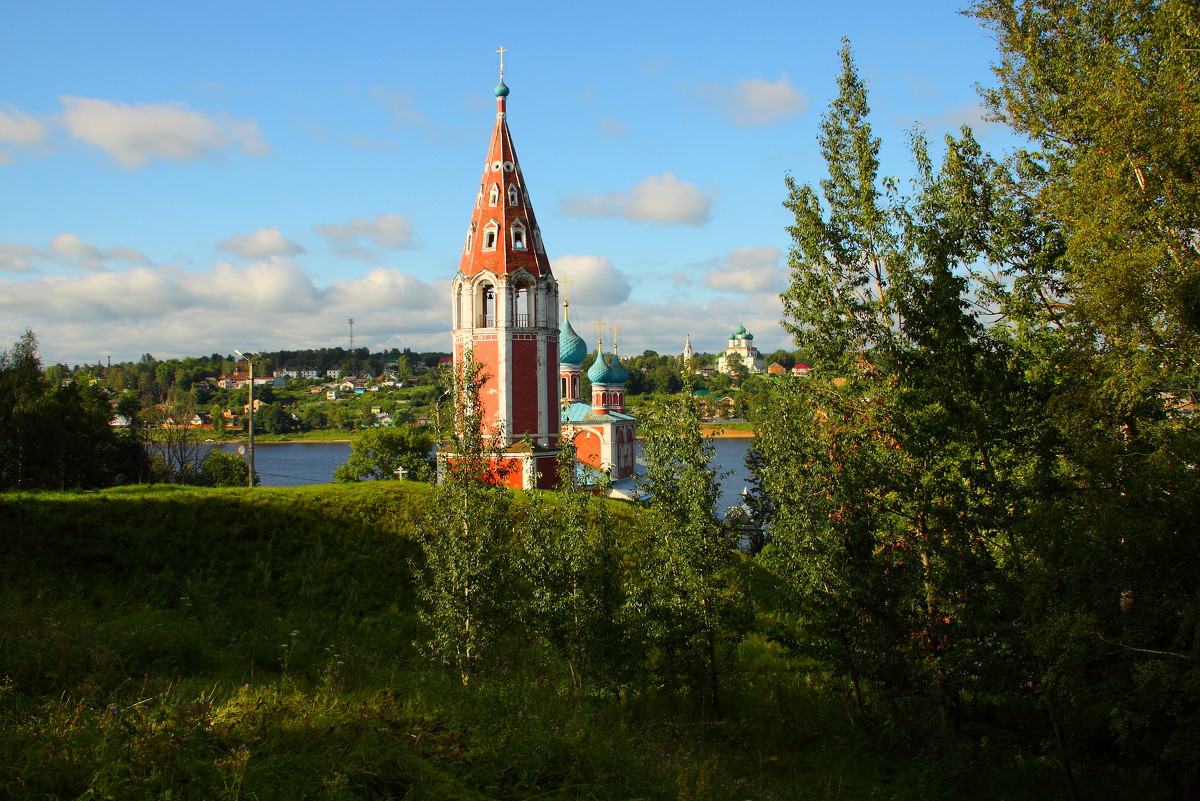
left=233, top=349, right=255, bottom=487
left=349, top=317, right=355, bottom=350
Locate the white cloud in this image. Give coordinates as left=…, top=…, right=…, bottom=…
left=696, top=74, right=807, bottom=127
left=552, top=255, right=632, bottom=307
left=560, top=173, right=713, bottom=226
left=313, top=213, right=418, bottom=259
left=0, top=243, right=40, bottom=273
left=217, top=226, right=306, bottom=259
left=702, top=247, right=787, bottom=294
left=0, top=105, right=52, bottom=151
left=0, top=261, right=450, bottom=362
left=16, top=234, right=154, bottom=273
left=327, top=267, right=440, bottom=311
left=0, top=104, right=53, bottom=163
left=50, top=232, right=102, bottom=261
left=195, top=259, right=322, bottom=312
left=59, top=96, right=270, bottom=169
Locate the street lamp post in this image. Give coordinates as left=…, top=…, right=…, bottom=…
left=233, top=350, right=255, bottom=487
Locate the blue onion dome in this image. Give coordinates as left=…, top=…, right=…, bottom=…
left=494, top=80, right=510, bottom=97
left=608, top=352, right=629, bottom=384
left=588, top=351, right=613, bottom=384
left=559, top=317, right=588, bottom=366
left=745, top=331, right=754, bottom=340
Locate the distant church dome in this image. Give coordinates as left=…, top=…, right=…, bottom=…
left=608, top=353, right=628, bottom=384
left=588, top=351, right=614, bottom=384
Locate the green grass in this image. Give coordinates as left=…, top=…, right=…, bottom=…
left=0, top=484, right=1128, bottom=800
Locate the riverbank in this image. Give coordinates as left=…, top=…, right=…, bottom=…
left=221, top=422, right=754, bottom=444
left=700, top=422, right=754, bottom=438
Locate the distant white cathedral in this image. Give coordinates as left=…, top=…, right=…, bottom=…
left=717, top=323, right=766, bottom=375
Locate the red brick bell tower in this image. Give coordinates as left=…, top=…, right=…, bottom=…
left=448, top=51, right=561, bottom=489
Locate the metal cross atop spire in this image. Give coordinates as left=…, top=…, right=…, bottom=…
left=496, top=46, right=508, bottom=80
left=560, top=278, right=574, bottom=317
left=593, top=321, right=606, bottom=350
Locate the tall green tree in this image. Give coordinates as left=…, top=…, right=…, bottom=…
left=972, top=0, right=1200, bottom=366
left=636, top=384, right=752, bottom=715
left=0, top=330, right=132, bottom=490
left=519, top=441, right=633, bottom=691
left=759, top=41, right=1047, bottom=749
left=413, top=355, right=518, bottom=685
left=969, top=3, right=1200, bottom=792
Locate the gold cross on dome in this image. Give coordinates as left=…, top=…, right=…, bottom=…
left=496, top=47, right=508, bottom=79
left=559, top=278, right=574, bottom=316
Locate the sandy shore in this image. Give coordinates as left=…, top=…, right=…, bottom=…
left=698, top=426, right=754, bottom=438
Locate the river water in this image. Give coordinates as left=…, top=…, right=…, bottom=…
left=220, top=438, right=755, bottom=511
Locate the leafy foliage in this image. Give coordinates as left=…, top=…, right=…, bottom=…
left=333, top=424, right=434, bottom=482
left=636, top=386, right=753, bottom=714
left=754, top=29, right=1199, bottom=799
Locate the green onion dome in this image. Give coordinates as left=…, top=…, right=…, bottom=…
left=608, top=353, right=628, bottom=384
left=559, top=317, right=588, bottom=366
left=588, top=351, right=614, bottom=384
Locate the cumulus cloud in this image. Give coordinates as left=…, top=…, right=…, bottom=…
left=702, top=247, right=787, bottom=294
left=9, top=234, right=153, bottom=273
left=0, top=261, right=450, bottom=362
left=217, top=226, right=306, bottom=259
left=59, top=96, right=270, bottom=168
left=560, top=173, right=713, bottom=226
left=195, top=259, right=322, bottom=312
left=552, top=255, right=633, bottom=307
left=0, top=105, right=53, bottom=162
left=696, top=74, right=807, bottom=127
left=314, top=213, right=418, bottom=260
left=327, top=267, right=440, bottom=311
left=0, top=243, right=41, bottom=273
left=50, top=233, right=102, bottom=261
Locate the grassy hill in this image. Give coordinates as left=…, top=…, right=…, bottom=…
left=1, top=484, right=1082, bottom=800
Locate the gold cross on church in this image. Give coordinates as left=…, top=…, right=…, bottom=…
left=496, top=47, right=507, bottom=79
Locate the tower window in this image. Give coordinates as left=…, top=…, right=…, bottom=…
left=483, top=221, right=499, bottom=251
left=488, top=183, right=499, bottom=206
left=511, top=222, right=526, bottom=250
left=508, top=185, right=519, bottom=206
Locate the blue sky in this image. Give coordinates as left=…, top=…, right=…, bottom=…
left=0, top=0, right=1016, bottom=366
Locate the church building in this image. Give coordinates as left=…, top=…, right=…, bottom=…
left=558, top=308, right=637, bottom=480
left=717, top=323, right=766, bottom=375
left=446, top=60, right=561, bottom=489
